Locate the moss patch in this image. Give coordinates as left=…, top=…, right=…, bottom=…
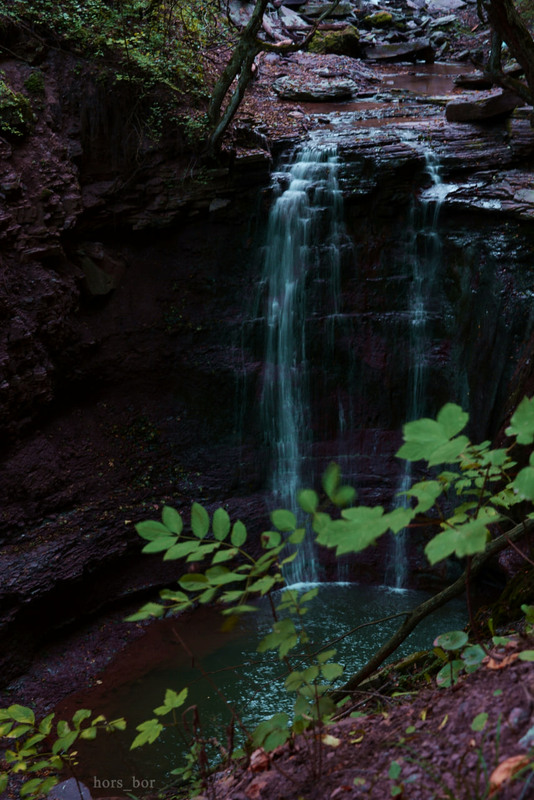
left=307, top=25, right=360, bottom=57
left=0, top=75, right=35, bottom=139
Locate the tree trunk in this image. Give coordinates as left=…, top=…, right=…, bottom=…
left=332, top=518, right=534, bottom=701
left=482, top=0, right=534, bottom=106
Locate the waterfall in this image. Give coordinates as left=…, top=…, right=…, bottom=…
left=259, top=144, right=345, bottom=584
left=386, top=151, right=448, bottom=589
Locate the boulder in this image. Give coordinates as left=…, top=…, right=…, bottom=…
left=364, top=38, right=435, bottom=63
left=445, top=89, right=523, bottom=122
left=308, top=25, right=361, bottom=56
left=272, top=74, right=358, bottom=100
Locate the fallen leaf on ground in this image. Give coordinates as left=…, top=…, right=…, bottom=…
left=489, top=755, right=530, bottom=795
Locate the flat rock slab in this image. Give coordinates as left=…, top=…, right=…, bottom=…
left=364, top=39, right=435, bottom=63
left=273, top=75, right=358, bottom=100
left=446, top=89, right=523, bottom=121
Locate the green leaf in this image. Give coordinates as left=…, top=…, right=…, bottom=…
left=518, top=650, right=534, bottom=661
left=397, top=404, right=468, bottom=463
left=386, top=507, right=414, bottom=533
left=6, top=724, right=32, bottom=738
left=72, top=709, right=92, bottom=728
left=289, top=527, right=306, bottom=544
left=261, top=531, right=282, bottom=549
left=471, top=712, right=488, bottom=731
left=505, top=396, right=534, bottom=444
left=0, top=722, right=13, bottom=736
left=154, top=688, right=188, bottom=715
left=248, top=576, right=277, bottom=595
left=461, top=645, right=485, bottom=666
left=331, top=485, right=357, bottom=507
left=124, top=601, right=164, bottom=621
left=130, top=719, right=164, bottom=749
left=405, top=480, right=443, bottom=513
left=322, top=462, right=341, bottom=499
left=135, top=520, right=170, bottom=541
left=389, top=761, right=402, bottom=780
left=434, top=630, right=468, bottom=651
left=252, top=712, right=289, bottom=751
left=298, top=489, right=319, bottom=513
left=512, top=466, right=534, bottom=501
left=52, top=731, right=78, bottom=754
left=212, top=508, right=231, bottom=540
left=317, top=507, right=390, bottom=555
left=436, top=659, right=463, bottom=688
left=191, top=502, right=210, bottom=539
left=163, top=540, right=200, bottom=560
left=141, top=535, right=177, bottom=554
left=8, top=705, right=35, bottom=725
left=321, top=662, right=344, bottom=681
left=38, top=714, right=54, bottom=735
left=231, top=520, right=247, bottom=547
left=20, top=778, right=47, bottom=797
left=80, top=727, right=98, bottom=740
left=178, top=573, right=209, bottom=591
left=162, top=506, right=183, bottom=535
left=437, top=403, right=469, bottom=439
left=0, top=775, right=7, bottom=794
left=316, top=649, right=337, bottom=664
left=271, top=509, right=297, bottom=531
left=211, top=547, right=238, bottom=564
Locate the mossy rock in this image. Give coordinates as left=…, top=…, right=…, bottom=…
left=0, top=77, right=35, bottom=139
left=364, top=11, right=393, bottom=28
left=308, top=25, right=360, bottom=57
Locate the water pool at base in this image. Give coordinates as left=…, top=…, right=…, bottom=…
left=62, top=583, right=466, bottom=795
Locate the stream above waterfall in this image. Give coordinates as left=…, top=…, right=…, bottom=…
left=57, top=583, right=467, bottom=796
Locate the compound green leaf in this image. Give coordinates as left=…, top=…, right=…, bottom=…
left=212, top=508, right=231, bottom=540
left=505, top=396, right=534, bottom=444
left=162, top=506, right=183, bottom=535
left=191, top=502, right=210, bottom=539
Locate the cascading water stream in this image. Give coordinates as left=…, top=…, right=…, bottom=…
left=386, top=151, right=449, bottom=589
left=258, top=144, right=345, bottom=584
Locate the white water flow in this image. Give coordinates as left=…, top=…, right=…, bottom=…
left=386, top=152, right=447, bottom=589
left=260, top=145, right=344, bottom=584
